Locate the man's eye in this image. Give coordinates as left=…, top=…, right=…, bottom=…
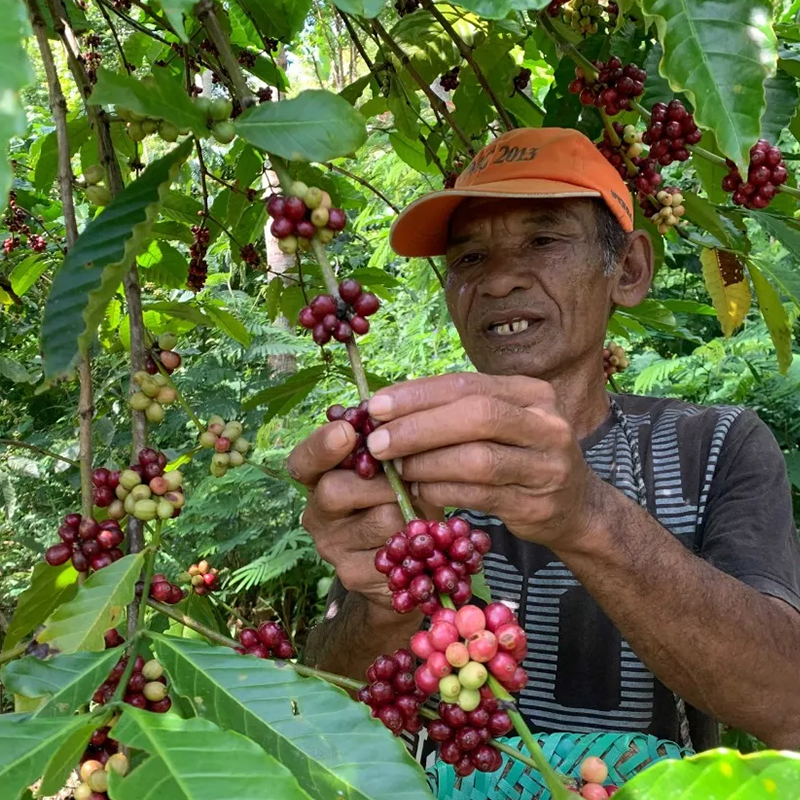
left=530, top=236, right=556, bottom=247
left=451, top=252, right=483, bottom=268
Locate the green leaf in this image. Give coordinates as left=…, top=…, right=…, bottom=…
left=749, top=210, right=800, bottom=278
left=0, top=355, right=30, bottom=383
left=761, top=69, right=800, bottom=142
left=0, top=0, right=33, bottom=212
left=680, top=191, right=735, bottom=247
left=1, top=648, right=121, bottom=717
left=235, top=90, right=367, bottom=163
left=641, top=0, right=777, bottom=171
left=41, top=140, right=192, bottom=379
left=145, top=634, right=433, bottom=800
left=451, top=0, right=548, bottom=18
left=234, top=47, right=289, bottom=92
left=138, top=241, right=189, bottom=289
left=387, top=80, right=420, bottom=140
left=0, top=713, right=90, bottom=800
left=202, top=304, right=252, bottom=347
left=168, top=592, right=227, bottom=640
left=91, top=68, right=208, bottom=137
left=660, top=299, right=716, bottom=316
left=9, top=254, right=49, bottom=297
left=614, top=748, right=800, bottom=798
left=691, top=130, right=728, bottom=205
left=144, top=299, right=212, bottom=326
left=331, top=0, right=385, bottom=17
left=471, top=570, right=492, bottom=603
left=35, top=118, right=91, bottom=194
left=340, top=73, right=375, bottom=105
left=39, top=553, right=145, bottom=654
left=152, top=0, right=197, bottom=41
left=39, top=716, right=100, bottom=796
left=756, top=257, right=800, bottom=308
left=233, top=0, right=312, bottom=43
left=109, top=707, right=313, bottom=800
left=747, top=261, right=794, bottom=374
left=640, top=43, right=674, bottom=109
left=3, top=561, right=79, bottom=653
left=244, top=365, right=326, bottom=419
left=388, top=133, right=439, bottom=174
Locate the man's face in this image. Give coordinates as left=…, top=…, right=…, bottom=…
left=444, top=197, right=615, bottom=379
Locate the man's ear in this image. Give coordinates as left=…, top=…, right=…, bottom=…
left=611, top=229, right=654, bottom=308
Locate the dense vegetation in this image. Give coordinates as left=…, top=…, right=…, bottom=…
left=0, top=0, right=799, bottom=797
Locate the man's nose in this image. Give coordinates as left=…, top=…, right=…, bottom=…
left=478, top=254, right=535, bottom=298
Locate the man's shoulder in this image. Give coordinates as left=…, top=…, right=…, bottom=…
left=612, top=392, right=744, bottom=422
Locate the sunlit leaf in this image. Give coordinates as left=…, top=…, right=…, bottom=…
left=747, top=261, right=793, bottom=374
left=700, top=247, right=751, bottom=337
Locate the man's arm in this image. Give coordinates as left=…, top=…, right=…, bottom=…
left=557, top=475, right=800, bottom=749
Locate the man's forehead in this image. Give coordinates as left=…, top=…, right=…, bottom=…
left=447, top=197, right=592, bottom=245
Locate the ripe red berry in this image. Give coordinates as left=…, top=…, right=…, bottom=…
left=370, top=680, right=395, bottom=706
left=484, top=602, right=515, bottom=632
left=258, top=621, right=285, bottom=648
left=296, top=219, right=316, bottom=239
left=160, top=351, right=181, bottom=371
left=338, top=279, right=362, bottom=303
left=270, top=216, right=294, bottom=238
left=150, top=581, right=172, bottom=602
left=274, top=640, right=295, bottom=659
left=327, top=207, right=347, bottom=231
left=247, top=644, right=270, bottom=658
left=266, top=195, right=285, bottom=217
left=332, top=320, right=353, bottom=342
left=125, top=693, right=147, bottom=709
left=414, top=663, right=439, bottom=694
left=92, top=468, right=110, bottom=486
left=284, top=196, right=306, bottom=221
left=354, top=450, right=380, bottom=479
left=385, top=533, right=409, bottom=562
left=312, top=324, right=331, bottom=345
left=393, top=671, right=416, bottom=695
left=72, top=551, right=89, bottom=572
left=353, top=292, right=379, bottom=316
left=45, top=543, right=73, bottom=566
left=349, top=315, right=370, bottom=335
left=149, top=697, right=172, bottom=713
left=58, top=524, right=77, bottom=544
left=298, top=306, right=316, bottom=329
left=439, top=701, right=469, bottom=728
left=90, top=553, right=113, bottom=571
left=409, top=533, right=436, bottom=559
left=326, top=404, right=346, bottom=421
left=310, top=294, right=337, bottom=318
left=428, top=719, right=453, bottom=741
left=392, top=590, right=416, bottom=614
left=79, top=518, right=100, bottom=540
left=97, top=528, right=123, bottom=550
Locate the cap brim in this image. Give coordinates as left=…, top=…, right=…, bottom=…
left=389, top=179, right=602, bottom=257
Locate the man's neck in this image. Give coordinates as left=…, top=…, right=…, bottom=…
left=547, top=363, right=611, bottom=441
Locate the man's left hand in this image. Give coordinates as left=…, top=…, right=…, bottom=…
left=365, top=373, right=605, bottom=551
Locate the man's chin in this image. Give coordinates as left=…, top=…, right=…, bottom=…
left=471, top=345, right=559, bottom=378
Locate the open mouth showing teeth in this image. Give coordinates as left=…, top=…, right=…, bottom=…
left=489, top=318, right=531, bottom=336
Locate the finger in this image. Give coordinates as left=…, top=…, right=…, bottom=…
left=287, top=421, right=358, bottom=487
left=368, top=373, right=557, bottom=421
left=312, top=471, right=398, bottom=519
left=366, top=397, right=571, bottom=460
left=398, top=442, right=557, bottom=487
left=411, top=481, right=528, bottom=517
left=307, top=502, right=404, bottom=559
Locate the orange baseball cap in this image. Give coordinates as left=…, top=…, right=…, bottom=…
left=390, top=127, right=634, bottom=257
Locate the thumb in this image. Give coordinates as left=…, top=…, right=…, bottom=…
left=287, top=421, right=357, bottom=487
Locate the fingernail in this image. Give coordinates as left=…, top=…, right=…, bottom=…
left=326, top=422, right=350, bottom=450
left=369, top=394, right=393, bottom=417
left=367, top=428, right=390, bottom=455
left=410, top=482, right=420, bottom=497
left=393, top=458, right=403, bottom=476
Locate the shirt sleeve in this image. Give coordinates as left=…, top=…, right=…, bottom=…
left=699, top=409, right=800, bottom=613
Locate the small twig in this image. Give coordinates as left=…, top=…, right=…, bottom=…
left=194, top=139, right=210, bottom=215
left=0, top=640, right=27, bottom=667
left=426, top=258, right=445, bottom=287
left=94, top=0, right=132, bottom=72
left=96, top=0, right=169, bottom=45
left=0, top=438, right=79, bottom=467
left=371, top=18, right=474, bottom=154
left=324, top=163, right=399, bottom=213
left=421, top=0, right=513, bottom=132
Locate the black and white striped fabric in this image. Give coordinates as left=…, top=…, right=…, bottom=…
left=401, top=393, right=800, bottom=762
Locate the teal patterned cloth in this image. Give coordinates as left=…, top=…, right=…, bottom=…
left=427, top=732, right=694, bottom=800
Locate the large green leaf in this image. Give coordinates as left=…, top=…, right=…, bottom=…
left=749, top=210, right=800, bottom=285
left=38, top=553, right=144, bottom=654
left=91, top=68, right=208, bottom=137
left=641, top=0, right=777, bottom=171
left=9, top=254, right=49, bottom=297
left=747, top=261, right=794, bottom=374
left=138, top=241, right=189, bottom=289
left=451, top=0, right=548, bottom=16
left=640, top=43, right=674, bottom=109
left=690, top=130, right=728, bottom=205
left=41, top=140, right=192, bottom=379
left=235, top=90, right=367, bottom=163
left=680, top=191, right=737, bottom=248
left=233, top=0, right=312, bottom=42
left=38, top=716, right=101, bottom=796
left=761, top=69, right=800, bottom=143
left=331, top=0, right=384, bottom=17
left=0, top=713, right=89, bottom=800
left=2, top=561, right=79, bottom=653
left=152, top=0, right=197, bottom=41
left=0, top=0, right=33, bottom=213
left=202, top=304, right=252, bottom=347
left=615, top=748, right=800, bottom=798
left=108, top=708, right=312, bottom=800
left=243, top=365, right=326, bottom=418
left=145, top=634, right=433, bottom=800
left=1, top=648, right=121, bottom=717
left=0, top=355, right=31, bottom=383
left=35, top=117, right=91, bottom=193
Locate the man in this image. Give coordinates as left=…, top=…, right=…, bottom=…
left=289, top=128, right=800, bottom=752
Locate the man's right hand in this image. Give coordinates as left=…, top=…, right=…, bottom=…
left=288, top=419, right=425, bottom=614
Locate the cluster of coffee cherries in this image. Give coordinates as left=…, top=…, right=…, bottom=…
left=256, top=87, right=273, bottom=103
left=721, top=139, right=788, bottom=210
left=235, top=620, right=295, bottom=659
left=298, top=279, right=381, bottom=346
left=267, top=181, right=347, bottom=255
left=643, top=100, right=701, bottom=165
left=130, top=370, right=176, bottom=425
left=239, top=242, right=262, bottom=269
left=94, top=637, right=173, bottom=712
left=358, top=649, right=425, bottom=735
left=145, top=332, right=182, bottom=375
left=90, top=467, right=121, bottom=511
left=115, top=450, right=185, bottom=522
left=571, top=756, right=618, bottom=798
left=326, top=401, right=382, bottom=479
left=181, top=559, right=220, bottom=595
left=428, top=688, right=510, bottom=777
left=119, top=107, right=188, bottom=146
left=199, top=416, right=250, bottom=477
left=187, top=224, right=210, bottom=291
left=78, top=33, right=103, bottom=86
left=237, top=49, right=257, bottom=69
left=560, top=0, right=606, bottom=36
left=631, top=157, right=663, bottom=199
left=142, top=573, right=185, bottom=605
left=195, top=96, right=236, bottom=144
left=413, top=604, right=527, bottom=698
left=45, top=514, right=125, bottom=573
left=375, top=518, right=491, bottom=614
left=2, top=192, right=46, bottom=254
left=82, top=163, right=113, bottom=208
left=440, top=67, right=460, bottom=92
left=597, top=123, right=644, bottom=180
left=394, top=0, right=420, bottom=15
left=641, top=188, right=685, bottom=236
left=73, top=749, right=128, bottom=800
left=569, top=58, right=645, bottom=116
left=603, top=342, right=629, bottom=381
left=513, top=68, right=531, bottom=93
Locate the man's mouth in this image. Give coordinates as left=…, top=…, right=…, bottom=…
left=488, top=317, right=533, bottom=336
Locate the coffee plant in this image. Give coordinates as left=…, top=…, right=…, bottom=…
left=1, top=0, right=800, bottom=798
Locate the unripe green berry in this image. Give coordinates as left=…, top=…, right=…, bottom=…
left=228, top=450, right=244, bottom=467
left=124, top=494, right=137, bottom=515
left=130, top=391, right=152, bottom=411
left=116, top=484, right=130, bottom=501
left=195, top=96, right=212, bottom=115
left=164, top=470, right=183, bottom=490
left=210, top=462, right=228, bottom=478
left=143, top=659, right=164, bottom=680
left=80, top=761, right=104, bottom=783
left=74, top=783, right=92, bottom=800
left=127, top=121, right=146, bottom=142
left=105, top=753, right=129, bottom=777
left=132, top=370, right=148, bottom=385
left=141, top=376, right=160, bottom=398
left=134, top=498, right=158, bottom=521
left=86, top=185, right=112, bottom=206
left=158, top=332, right=178, bottom=350
left=289, top=180, right=308, bottom=198
left=208, top=414, right=225, bottom=427
left=145, top=402, right=165, bottom=423
left=152, top=372, right=168, bottom=387
left=88, top=770, right=108, bottom=793
left=210, top=97, right=233, bottom=121
left=157, top=498, right=174, bottom=520
left=84, top=164, right=104, bottom=185
left=310, top=207, right=329, bottom=227
left=157, top=386, right=177, bottom=405
left=141, top=119, right=158, bottom=135
left=457, top=687, right=481, bottom=711
left=200, top=431, right=218, bottom=448
left=439, top=674, right=462, bottom=701
left=211, top=121, right=235, bottom=145
left=458, top=660, right=488, bottom=690
left=120, top=469, right=142, bottom=490
left=144, top=681, right=168, bottom=702
left=278, top=235, right=298, bottom=254
left=212, top=453, right=230, bottom=467
left=221, top=425, right=241, bottom=442
left=315, top=228, right=334, bottom=244
left=159, top=121, right=179, bottom=142
left=131, top=484, right=152, bottom=501
left=304, top=186, right=324, bottom=208
left=192, top=574, right=205, bottom=586
left=233, top=437, right=250, bottom=454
